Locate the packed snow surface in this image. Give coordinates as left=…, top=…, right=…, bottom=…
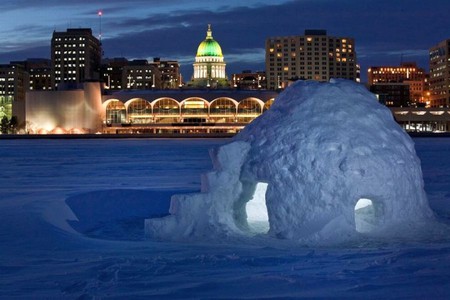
left=146, top=80, right=436, bottom=244
left=0, top=138, right=450, bottom=298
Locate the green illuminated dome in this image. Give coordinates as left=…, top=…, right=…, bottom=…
left=196, top=25, right=223, bottom=57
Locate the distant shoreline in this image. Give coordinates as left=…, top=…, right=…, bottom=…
left=0, top=133, right=235, bottom=140
left=0, top=132, right=449, bottom=140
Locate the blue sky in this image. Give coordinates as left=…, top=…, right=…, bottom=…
left=0, top=0, right=449, bottom=82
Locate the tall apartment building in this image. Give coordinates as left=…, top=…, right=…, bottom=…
left=265, top=30, right=358, bottom=90
left=51, top=28, right=101, bottom=90
left=0, top=64, right=29, bottom=123
left=429, top=38, right=450, bottom=107
left=368, top=62, right=428, bottom=106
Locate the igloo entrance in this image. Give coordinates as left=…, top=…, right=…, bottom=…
left=244, top=182, right=269, bottom=234
left=354, top=198, right=380, bottom=233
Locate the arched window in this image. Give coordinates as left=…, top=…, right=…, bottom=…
left=210, top=98, right=237, bottom=115
left=181, top=98, right=209, bottom=115
left=263, top=98, right=275, bottom=112
left=238, top=98, right=263, bottom=115
left=105, top=100, right=126, bottom=124
left=127, top=98, right=152, bottom=124
left=153, top=98, right=180, bottom=115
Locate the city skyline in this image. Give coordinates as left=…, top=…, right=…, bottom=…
left=0, top=0, right=449, bottom=82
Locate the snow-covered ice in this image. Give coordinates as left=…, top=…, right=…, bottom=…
left=146, top=80, right=436, bottom=245
left=1, top=136, right=450, bottom=298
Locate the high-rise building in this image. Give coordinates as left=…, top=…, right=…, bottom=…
left=0, top=63, right=29, bottom=124
left=13, top=59, right=53, bottom=91
left=190, top=24, right=228, bottom=88
left=429, top=38, right=450, bottom=107
left=51, top=28, right=101, bottom=90
left=368, top=62, right=428, bottom=106
left=265, top=30, right=358, bottom=90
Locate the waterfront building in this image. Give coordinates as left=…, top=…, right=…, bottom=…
left=231, top=70, right=267, bottom=90
left=189, top=25, right=228, bottom=88
left=12, top=59, right=52, bottom=91
left=101, top=58, right=181, bottom=90
left=152, top=58, right=181, bottom=89
left=51, top=28, right=101, bottom=90
left=265, top=30, right=358, bottom=89
left=25, top=82, right=277, bottom=134
left=429, top=38, right=450, bottom=107
left=368, top=62, right=428, bottom=106
left=370, top=83, right=410, bottom=107
left=101, top=57, right=129, bottom=90
left=0, top=63, right=29, bottom=124
left=122, top=60, right=161, bottom=90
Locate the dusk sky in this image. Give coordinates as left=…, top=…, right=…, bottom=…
left=0, top=0, right=449, bottom=82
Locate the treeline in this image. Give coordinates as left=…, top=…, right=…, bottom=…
left=0, top=116, right=18, bottom=134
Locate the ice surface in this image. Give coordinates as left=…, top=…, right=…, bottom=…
left=1, top=138, right=450, bottom=298
left=146, top=80, right=436, bottom=245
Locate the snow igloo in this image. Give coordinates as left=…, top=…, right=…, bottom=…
left=145, top=79, right=434, bottom=245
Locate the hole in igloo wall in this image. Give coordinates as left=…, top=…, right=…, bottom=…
left=245, top=182, right=269, bottom=234
left=354, top=198, right=379, bottom=233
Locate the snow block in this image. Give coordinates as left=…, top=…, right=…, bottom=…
left=145, top=79, right=435, bottom=245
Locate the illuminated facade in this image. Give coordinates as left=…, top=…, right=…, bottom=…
left=102, top=89, right=276, bottom=134
left=24, top=82, right=277, bottom=134
left=190, top=25, right=228, bottom=88
left=368, top=62, right=428, bottom=106
left=0, top=63, right=29, bottom=124
left=429, top=38, right=450, bottom=107
left=51, top=28, right=101, bottom=90
left=265, top=30, right=358, bottom=89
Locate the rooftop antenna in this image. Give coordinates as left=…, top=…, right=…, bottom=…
left=98, top=10, right=103, bottom=42
left=98, top=10, right=103, bottom=57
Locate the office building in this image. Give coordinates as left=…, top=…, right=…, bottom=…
left=122, top=60, right=162, bottom=89
left=265, top=30, right=358, bottom=89
left=0, top=63, right=29, bottom=124
left=368, top=62, right=428, bottom=106
left=429, top=38, right=450, bottom=107
left=231, top=70, right=267, bottom=89
left=51, top=28, right=101, bottom=90
left=13, top=58, right=53, bottom=91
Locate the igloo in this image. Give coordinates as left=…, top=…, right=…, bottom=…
left=145, top=79, right=435, bottom=245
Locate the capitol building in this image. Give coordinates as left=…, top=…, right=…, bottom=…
left=189, top=25, right=229, bottom=88
left=23, top=25, right=277, bottom=135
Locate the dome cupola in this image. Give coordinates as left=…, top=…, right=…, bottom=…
left=196, top=24, right=223, bottom=57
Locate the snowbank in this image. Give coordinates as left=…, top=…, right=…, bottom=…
left=145, top=79, right=435, bottom=245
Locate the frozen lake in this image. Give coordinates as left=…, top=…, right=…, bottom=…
left=0, top=137, right=449, bottom=298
